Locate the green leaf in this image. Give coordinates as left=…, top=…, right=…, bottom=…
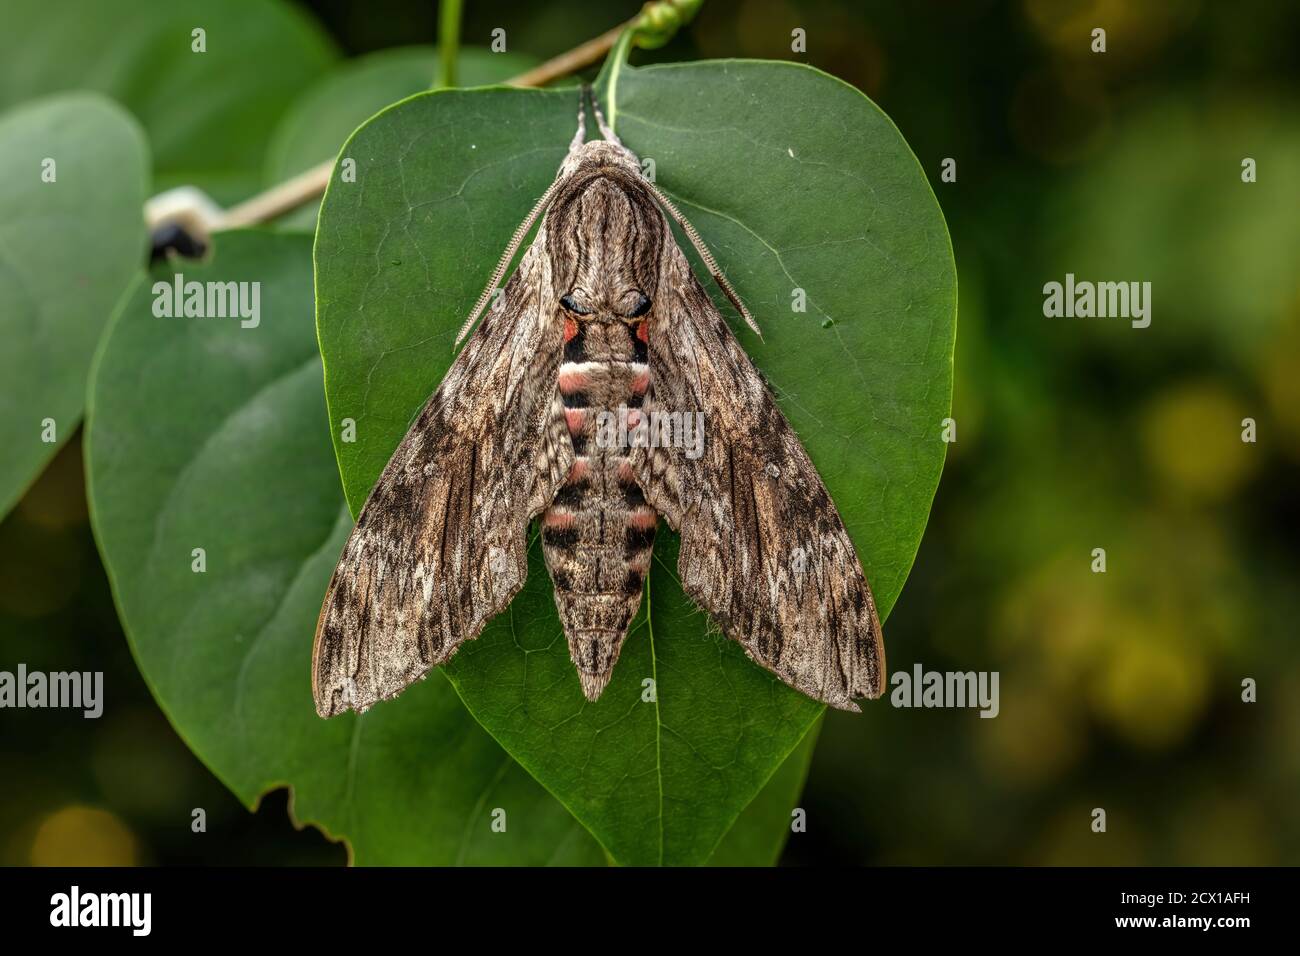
left=265, top=46, right=541, bottom=230
left=314, top=62, right=955, bottom=864
left=0, top=92, right=147, bottom=520
left=86, top=230, right=604, bottom=865
left=0, top=0, right=336, bottom=202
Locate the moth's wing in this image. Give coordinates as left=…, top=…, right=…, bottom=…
left=634, top=242, right=884, bottom=711
left=313, top=240, right=571, bottom=717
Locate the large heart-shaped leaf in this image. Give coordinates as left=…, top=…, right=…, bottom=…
left=315, top=62, right=954, bottom=864
left=265, top=46, right=541, bottom=230
left=0, top=0, right=336, bottom=201
left=86, top=229, right=817, bottom=866
left=0, top=92, right=147, bottom=520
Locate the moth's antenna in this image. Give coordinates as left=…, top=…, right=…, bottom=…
left=645, top=181, right=762, bottom=338
left=569, top=86, right=587, bottom=156
left=454, top=176, right=564, bottom=348
left=590, top=89, right=622, bottom=146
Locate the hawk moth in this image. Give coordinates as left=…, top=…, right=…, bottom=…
left=313, top=88, right=884, bottom=717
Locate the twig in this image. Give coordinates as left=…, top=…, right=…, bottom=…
left=218, top=160, right=335, bottom=229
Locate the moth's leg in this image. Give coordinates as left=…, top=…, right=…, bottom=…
left=591, top=89, right=622, bottom=147
left=568, top=86, right=587, bottom=155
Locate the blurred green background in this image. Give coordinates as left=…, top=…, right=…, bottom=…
left=2, top=0, right=1298, bottom=865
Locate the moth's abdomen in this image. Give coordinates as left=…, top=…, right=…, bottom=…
left=541, top=317, right=655, bottom=701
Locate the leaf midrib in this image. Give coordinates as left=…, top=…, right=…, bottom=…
left=644, top=564, right=665, bottom=865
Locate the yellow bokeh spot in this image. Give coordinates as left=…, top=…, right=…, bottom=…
left=30, top=806, right=139, bottom=867
left=1090, top=629, right=1209, bottom=748
left=1140, top=382, right=1255, bottom=500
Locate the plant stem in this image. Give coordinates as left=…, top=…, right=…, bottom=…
left=601, top=26, right=638, bottom=135
left=436, top=0, right=462, bottom=89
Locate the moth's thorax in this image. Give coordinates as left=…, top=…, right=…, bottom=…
left=545, top=168, right=664, bottom=309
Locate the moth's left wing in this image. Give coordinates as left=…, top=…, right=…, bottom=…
left=313, top=241, right=572, bottom=717
left=634, top=242, right=884, bottom=711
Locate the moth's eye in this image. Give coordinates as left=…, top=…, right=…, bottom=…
left=626, top=293, right=652, bottom=318
left=560, top=294, right=593, bottom=316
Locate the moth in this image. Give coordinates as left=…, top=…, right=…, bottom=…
left=313, top=88, right=884, bottom=717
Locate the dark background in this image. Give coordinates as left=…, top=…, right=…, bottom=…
left=3, top=0, right=1298, bottom=865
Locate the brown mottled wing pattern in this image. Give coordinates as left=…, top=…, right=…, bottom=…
left=634, top=240, right=885, bottom=712
left=312, top=240, right=572, bottom=717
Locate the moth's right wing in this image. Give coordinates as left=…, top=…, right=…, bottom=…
left=633, top=241, right=884, bottom=711
left=313, top=241, right=572, bottom=717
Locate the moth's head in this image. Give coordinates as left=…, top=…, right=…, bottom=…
left=558, top=138, right=643, bottom=179
left=546, top=150, right=665, bottom=326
